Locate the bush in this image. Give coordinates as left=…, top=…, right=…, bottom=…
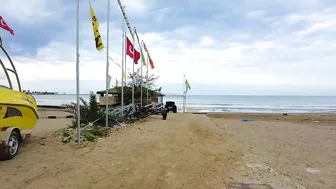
left=83, top=132, right=96, bottom=141
left=82, top=127, right=111, bottom=142
left=67, top=92, right=105, bottom=128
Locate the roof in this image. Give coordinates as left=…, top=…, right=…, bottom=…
left=96, top=88, right=119, bottom=95
left=96, top=86, right=165, bottom=96
left=156, top=93, right=165, bottom=96
left=96, top=86, right=130, bottom=95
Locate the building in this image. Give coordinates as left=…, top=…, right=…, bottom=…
left=96, top=86, right=165, bottom=106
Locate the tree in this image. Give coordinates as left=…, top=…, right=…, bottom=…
left=127, top=67, right=159, bottom=89
left=117, top=67, right=161, bottom=105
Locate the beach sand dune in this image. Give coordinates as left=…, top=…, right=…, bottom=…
left=1, top=111, right=335, bottom=189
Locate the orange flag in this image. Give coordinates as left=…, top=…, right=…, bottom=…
left=143, top=42, right=148, bottom=52
left=143, top=42, right=155, bottom=69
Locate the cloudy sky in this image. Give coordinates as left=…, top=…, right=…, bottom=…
left=0, top=0, right=336, bottom=95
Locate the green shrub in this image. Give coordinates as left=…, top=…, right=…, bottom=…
left=67, top=92, right=105, bottom=128
left=83, top=132, right=96, bottom=141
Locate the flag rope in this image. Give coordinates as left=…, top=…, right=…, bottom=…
left=101, top=49, right=131, bottom=71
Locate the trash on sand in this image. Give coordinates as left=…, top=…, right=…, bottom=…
left=306, top=167, right=321, bottom=174
left=241, top=119, right=253, bottom=122
left=227, top=183, right=273, bottom=189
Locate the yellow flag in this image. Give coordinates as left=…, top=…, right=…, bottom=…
left=186, top=79, right=191, bottom=90
left=90, top=3, right=104, bottom=51
left=122, top=70, right=126, bottom=81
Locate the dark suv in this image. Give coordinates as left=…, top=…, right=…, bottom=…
left=165, top=101, right=177, bottom=113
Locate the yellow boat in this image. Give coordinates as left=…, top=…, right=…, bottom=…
left=0, top=38, right=38, bottom=160
left=0, top=86, right=38, bottom=130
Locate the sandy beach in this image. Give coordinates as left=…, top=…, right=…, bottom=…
left=0, top=110, right=335, bottom=189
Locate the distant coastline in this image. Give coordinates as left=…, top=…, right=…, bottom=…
left=23, top=90, right=65, bottom=95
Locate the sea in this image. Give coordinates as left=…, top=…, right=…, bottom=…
left=32, top=94, right=336, bottom=113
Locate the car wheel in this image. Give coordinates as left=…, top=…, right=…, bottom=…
left=1, top=130, right=20, bottom=160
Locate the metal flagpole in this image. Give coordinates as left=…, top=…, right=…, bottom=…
left=183, top=74, right=185, bottom=113
left=140, top=41, right=143, bottom=106
left=132, top=27, right=135, bottom=104
left=146, top=51, right=149, bottom=105
left=185, top=90, right=187, bottom=112
left=117, top=1, right=132, bottom=88
left=124, top=34, right=127, bottom=85
left=105, top=0, right=110, bottom=127
left=116, top=0, right=134, bottom=103
left=121, top=10, right=125, bottom=117
left=184, top=77, right=187, bottom=113
left=75, top=0, right=80, bottom=144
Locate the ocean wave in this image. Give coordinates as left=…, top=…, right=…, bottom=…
left=34, top=94, right=336, bottom=113
left=174, top=103, right=336, bottom=113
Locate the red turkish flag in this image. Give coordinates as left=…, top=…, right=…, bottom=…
left=126, top=37, right=140, bottom=64
left=0, top=16, right=14, bottom=35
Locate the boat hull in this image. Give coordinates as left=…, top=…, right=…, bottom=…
left=0, top=87, right=38, bottom=130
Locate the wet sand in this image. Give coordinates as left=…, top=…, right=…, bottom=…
left=0, top=110, right=335, bottom=189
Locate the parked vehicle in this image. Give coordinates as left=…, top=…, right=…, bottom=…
left=165, top=101, right=177, bottom=113
left=0, top=42, right=38, bottom=160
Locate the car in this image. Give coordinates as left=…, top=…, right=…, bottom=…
left=165, top=101, right=177, bottom=113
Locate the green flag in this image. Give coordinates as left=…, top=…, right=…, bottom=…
left=134, top=27, right=147, bottom=66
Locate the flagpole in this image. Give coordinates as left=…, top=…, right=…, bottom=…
left=132, top=27, right=135, bottom=104
left=124, top=35, right=127, bottom=85
left=75, top=0, right=81, bottom=144
left=105, top=0, right=110, bottom=127
left=183, top=74, right=185, bottom=113
left=140, top=41, right=143, bottom=106
left=123, top=6, right=127, bottom=86
left=185, top=90, right=187, bottom=113
left=116, top=0, right=133, bottom=103
left=117, top=1, right=131, bottom=88
left=146, top=51, right=149, bottom=105
left=121, top=9, right=125, bottom=117
left=185, top=78, right=187, bottom=113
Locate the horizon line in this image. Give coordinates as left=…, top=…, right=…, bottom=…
left=39, top=93, right=336, bottom=97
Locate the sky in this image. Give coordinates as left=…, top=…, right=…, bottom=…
left=0, top=0, right=336, bottom=95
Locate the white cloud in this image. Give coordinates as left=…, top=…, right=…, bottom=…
left=121, top=0, right=153, bottom=13
left=199, top=36, right=213, bottom=47
left=1, top=0, right=336, bottom=94
left=0, top=0, right=68, bottom=24
left=298, top=21, right=335, bottom=36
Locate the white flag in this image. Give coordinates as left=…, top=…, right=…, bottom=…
left=108, top=75, right=112, bottom=88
